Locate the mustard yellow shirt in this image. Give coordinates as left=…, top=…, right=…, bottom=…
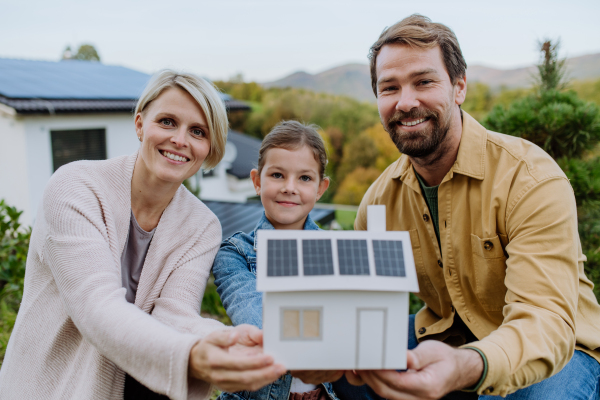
left=356, top=112, right=600, bottom=397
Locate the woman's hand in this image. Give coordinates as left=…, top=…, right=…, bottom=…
left=290, top=370, right=344, bottom=385
left=188, top=324, right=286, bottom=392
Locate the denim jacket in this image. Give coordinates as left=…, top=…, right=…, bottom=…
left=213, top=212, right=339, bottom=400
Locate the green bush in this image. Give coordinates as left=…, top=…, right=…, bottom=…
left=0, top=200, right=30, bottom=365
left=484, top=90, right=600, bottom=159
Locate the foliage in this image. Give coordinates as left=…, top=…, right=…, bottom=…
left=242, top=88, right=379, bottom=141
left=62, top=44, right=101, bottom=62
left=409, top=294, right=425, bottom=315
left=333, top=167, right=382, bottom=206
left=462, top=82, right=494, bottom=121
left=201, top=275, right=231, bottom=325
left=558, top=158, right=600, bottom=301
left=0, top=200, right=31, bottom=365
left=571, top=78, right=600, bottom=106
left=535, top=40, right=567, bottom=93
left=336, top=134, right=379, bottom=180
left=484, top=90, right=600, bottom=159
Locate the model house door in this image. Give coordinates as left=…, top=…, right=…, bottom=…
left=356, top=308, right=386, bottom=369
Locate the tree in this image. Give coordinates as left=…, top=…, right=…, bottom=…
left=336, top=134, right=379, bottom=181
left=535, top=40, right=567, bottom=93
left=484, top=39, right=600, bottom=302
left=62, top=44, right=101, bottom=62
left=333, top=167, right=382, bottom=206
left=484, top=40, right=600, bottom=160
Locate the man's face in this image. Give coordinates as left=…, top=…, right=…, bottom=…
left=375, top=44, right=466, bottom=158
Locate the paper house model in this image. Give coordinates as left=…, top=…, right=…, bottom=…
left=256, top=205, right=419, bottom=370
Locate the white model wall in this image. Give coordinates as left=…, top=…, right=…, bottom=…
left=0, top=107, right=31, bottom=224
left=19, top=113, right=136, bottom=227
left=263, top=290, right=409, bottom=370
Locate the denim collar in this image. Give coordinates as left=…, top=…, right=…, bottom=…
left=252, top=212, right=320, bottom=249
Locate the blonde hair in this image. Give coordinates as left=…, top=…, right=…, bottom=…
left=135, top=70, right=229, bottom=169
left=257, top=120, right=328, bottom=180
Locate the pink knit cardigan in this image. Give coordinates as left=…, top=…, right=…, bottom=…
left=0, top=153, right=225, bottom=399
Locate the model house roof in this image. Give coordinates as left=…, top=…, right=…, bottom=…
left=203, top=200, right=335, bottom=240
left=255, top=229, right=419, bottom=293
left=0, top=58, right=250, bottom=114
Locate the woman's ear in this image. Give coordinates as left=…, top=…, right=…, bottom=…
left=250, top=169, right=261, bottom=196
left=134, top=113, right=144, bottom=142
left=316, top=177, right=330, bottom=201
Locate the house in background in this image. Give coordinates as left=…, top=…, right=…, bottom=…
left=0, top=57, right=335, bottom=231
left=257, top=206, right=418, bottom=370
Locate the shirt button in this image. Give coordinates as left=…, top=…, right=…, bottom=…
left=418, top=327, right=426, bottom=334
left=484, top=241, right=494, bottom=251
left=483, top=387, right=494, bottom=395
left=423, top=214, right=429, bottom=222
left=437, top=260, right=443, bottom=268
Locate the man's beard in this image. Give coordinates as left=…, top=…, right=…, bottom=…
left=383, top=108, right=452, bottom=159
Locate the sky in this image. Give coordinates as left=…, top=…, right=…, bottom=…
left=1, top=0, right=599, bottom=82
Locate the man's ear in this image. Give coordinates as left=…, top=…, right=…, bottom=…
left=454, top=75, right=467, bottom=106
left=250, top=169, right=261, bottom=196
left=316, top=177, right=330, bottom=201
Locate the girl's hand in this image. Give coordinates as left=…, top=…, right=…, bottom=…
left=188, top=324, right=287, bottom=392
left=290, top=370, right=345, bottom=385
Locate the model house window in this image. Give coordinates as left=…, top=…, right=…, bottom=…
left=51, top=128, right=107, bottom=172
left=281, top=308, right=322, bottom=340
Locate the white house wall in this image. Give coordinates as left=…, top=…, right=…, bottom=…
left=20, top=113, right=137, bottom=227
left=263, top=291, right=409, bottom=370
left=0, top=108, right=30, bottom=224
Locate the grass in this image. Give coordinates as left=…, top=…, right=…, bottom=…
left=335, top=210, right=357, bottom=230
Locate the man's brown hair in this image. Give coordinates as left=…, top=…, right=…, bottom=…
left=368, top=14, right=467, bottom=96
left=257, top=120, right=328, bottom=180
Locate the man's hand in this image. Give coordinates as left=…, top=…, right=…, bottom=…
left=290, top=370, right=344, bottom=385
left=347, top=340, right=484, bottom=400
left=188, top=324, right=287, bottom=392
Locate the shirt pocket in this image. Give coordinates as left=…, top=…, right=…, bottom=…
left=471, top=234, right=507, bottom=312
left=409, top=229, right=436, bottom=299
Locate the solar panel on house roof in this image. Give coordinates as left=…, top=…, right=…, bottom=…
left=337, top=239, right=370, bottom=275
left=267, top=239, right=298, bottom=277
left=302, top=239, right=334, bottom=276
left=0, top=58, right=150, bottom=99
left=373, top=240, right=406, bottom=277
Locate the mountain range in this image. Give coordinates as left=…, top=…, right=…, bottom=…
left=263, top=52, right=600, bottom=103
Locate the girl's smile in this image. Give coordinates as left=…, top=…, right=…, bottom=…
left=251, top=146, right=329, bottom=230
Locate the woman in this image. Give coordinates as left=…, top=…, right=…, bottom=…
left=0, top=70, right=285, bottom=400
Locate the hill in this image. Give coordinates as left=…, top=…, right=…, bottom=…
left=263, top=52, right=600, bottom=102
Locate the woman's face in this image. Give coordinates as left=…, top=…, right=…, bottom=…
left=135, top=86, right=210, bottom=184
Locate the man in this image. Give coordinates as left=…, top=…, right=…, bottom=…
left=334, top=14, right=600, bottom=400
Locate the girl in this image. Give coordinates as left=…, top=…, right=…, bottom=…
left=213, top=121, right=342, bottom=400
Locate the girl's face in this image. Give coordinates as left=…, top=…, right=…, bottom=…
left=251, top=146, right=329, bottom=230
left=134, top=87, right=210, bottom=185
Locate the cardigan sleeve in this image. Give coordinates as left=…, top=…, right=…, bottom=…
left=42, top=167, right=206, bottom=400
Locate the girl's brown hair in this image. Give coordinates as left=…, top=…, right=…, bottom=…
left=257, top=120, right=328, bottom=180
